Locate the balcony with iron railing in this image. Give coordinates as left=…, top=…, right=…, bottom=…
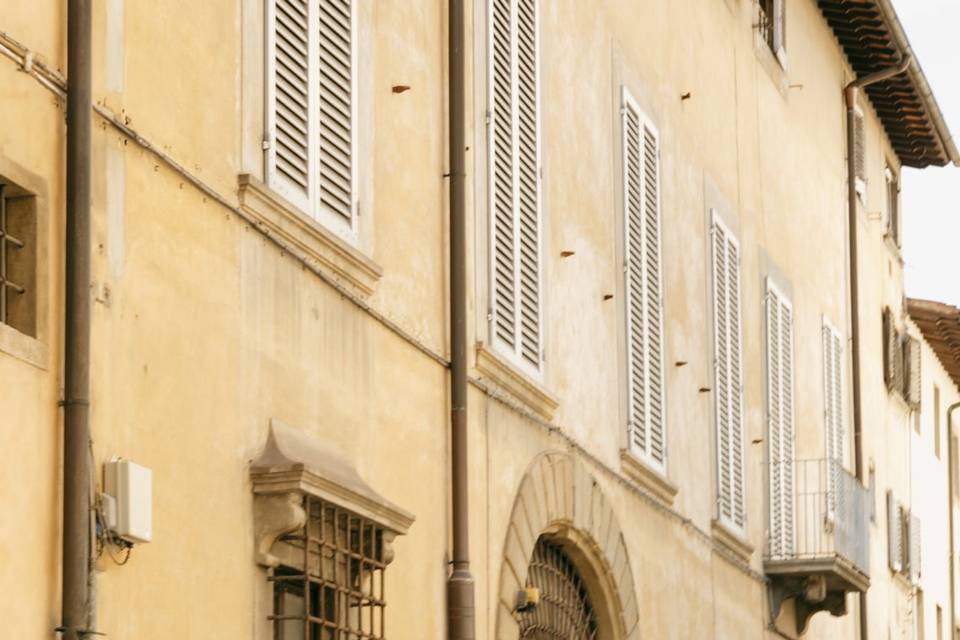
left=765, top=458, right=871, bottom=635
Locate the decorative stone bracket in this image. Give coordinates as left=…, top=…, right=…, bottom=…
left=254, top=492, right=307, bottom=568
left=251, top=419, right=415, bottom=569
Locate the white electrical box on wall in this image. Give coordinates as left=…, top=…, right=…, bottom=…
left=103, top=459, right=153, bottom=544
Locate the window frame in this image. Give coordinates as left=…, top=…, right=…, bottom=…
left=765, top=278, right=795, bottom=558
left=621, top=87, right=667, bottom=475
left=485, top=0, right=545, bottom=381
left=885, top=165, right=900, bottom=247
left=263, top=0, right=359, bottom=243
left=710, top=209, right=747, bottom=534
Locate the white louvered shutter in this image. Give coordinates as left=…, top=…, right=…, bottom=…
left=711, top=213, right=745, bottom=531
left=267, top=0, right=355, bottom=234
left=907, top=513, right=921, bottom=583
left=317, top=0, right=355, bottom=224
left=854, top=106, right=866, bottom=197
left=887, top=491, right=903, bottom=572
left=489, top=0, right=541, bottom=373
left=905, top=337, right=921, bottom=407
left=766, top=281, right=794, bottom=558
left=822, top=321, right=844, bottom=517
left=269, top=0, right=312, bottom=210
left=623, top=91, right=665, bottom=471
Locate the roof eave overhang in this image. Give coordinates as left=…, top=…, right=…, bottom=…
left=818, top=0, right=960, bottom=168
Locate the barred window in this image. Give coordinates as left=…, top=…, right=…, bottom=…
left=758, top=0, right=786, bottom=63
left=270, top=496, right=387, bottom=640
left=519, top=537, right=599, bottom=640
left=0, top=178, right=36, bottom=337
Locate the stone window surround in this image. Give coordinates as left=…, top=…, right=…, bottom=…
left=0, top=158, right=49, bottom=370
left=251, top=419, right=414, bottom=570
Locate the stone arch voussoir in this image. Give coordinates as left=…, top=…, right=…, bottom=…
left=496, top=450, right=640, bottom=640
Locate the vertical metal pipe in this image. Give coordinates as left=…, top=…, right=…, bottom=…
left=62, top=0, right=93, bottom=639
left=844, top=82, right=872, bottom=640
left=844, top=53, right=912, bottom=640
left=446, top=0, right=475, bottom=638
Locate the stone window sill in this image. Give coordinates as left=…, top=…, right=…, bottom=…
left=0, top=323, right=47, bottom=369
left=620, top=449, right=678, bottom=506
left=474, top=342, right=559, bottom=421
left=712, top=519, right=754, bottom=563
left=237, top=175, right=382, bottom=296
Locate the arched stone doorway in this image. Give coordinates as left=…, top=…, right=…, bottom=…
left=495, top=451, right=640, bottom=639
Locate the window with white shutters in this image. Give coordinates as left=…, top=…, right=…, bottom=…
left=266, top=0, right=356, bottom=238
left=885, top=166, right=900, bottom=246
left=853, top=106, right=867, bottom=200
left=906, top=512, right=922, bottom=584
left=822, top=320, right=844, bottom=517
left=905, top=336, right=922, bottom=408
left=488, top=0, right=542, bottom=375
left=710, top=212, right=745, bottom=532
left=887, top=491, right=903, bottom=573
left=765, top=280, right=794, bottom=558
left=622, top=90, right=666, bottom=472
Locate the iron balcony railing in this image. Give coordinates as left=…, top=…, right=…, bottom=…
left=765, top=458, right=871, bottom=578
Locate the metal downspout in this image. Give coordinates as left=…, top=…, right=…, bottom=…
left=948, top=403, right=960, bottom=640
left=446, top=0, right=475, bottom=639
left=61, top=0, right=93, bottom=638
left=844, top=53, right=912, bottom=640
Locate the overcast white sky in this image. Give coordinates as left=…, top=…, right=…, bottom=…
left=891, top=0, right=960, bottom=306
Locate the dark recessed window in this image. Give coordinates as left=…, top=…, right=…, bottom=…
left=270, top=496, right=387, bottom=640
left=0, top=178, right=37, bottom=338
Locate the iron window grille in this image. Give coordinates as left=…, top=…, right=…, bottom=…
left=269, top=496, right=387, bottom=640
left=0, top=181, right=34, bottom=335
left=519, top=538, right=599, bottom=640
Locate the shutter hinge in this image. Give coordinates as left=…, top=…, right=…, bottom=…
left=262, top=137, right=271, bottom=151
left=485, top=110, right=491, bottom=125
left=355, top=201, right=360, bottom=217
left=486, top=310, right=493, bottom=322
left=541, top=348, right=546, bottom=363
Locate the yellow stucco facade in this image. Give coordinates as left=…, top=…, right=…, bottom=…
left=1, top=0, right=957, bottom=639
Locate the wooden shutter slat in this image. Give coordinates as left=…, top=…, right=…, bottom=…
left=766, top=286, right=783, bottom=556
left=623, top=94, right=665, bottom=470
left=766, top=283, right=795, bottom=556
left=712, top=216, right=733, bottom=524
left=728, top=238, right=745, bottom=529
left=317, top=0, right=353, bottom=223
left=491, top=0, right=516, bottom=350
left=516, top=0, right=540, bottom=368
left=781, top=300, right=795, bottom=553
left=270, top=0, right=311, bottom=198
left=489, top=0, right=540, bottom=371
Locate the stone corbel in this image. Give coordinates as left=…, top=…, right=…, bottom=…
left=254, top=491, right=307, bottom=568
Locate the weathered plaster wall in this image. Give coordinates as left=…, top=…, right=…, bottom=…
left=0, top=0, right=941, bottom=638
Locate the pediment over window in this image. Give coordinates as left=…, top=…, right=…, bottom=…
left=251, top=419, right=414, bottom=567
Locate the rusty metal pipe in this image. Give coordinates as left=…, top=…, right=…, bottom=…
left=61, top=0, right=93, bottom=638
left=445, top=0, right=475, bottom=638
left=844, top=53, right=912, bottom=640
